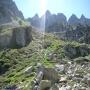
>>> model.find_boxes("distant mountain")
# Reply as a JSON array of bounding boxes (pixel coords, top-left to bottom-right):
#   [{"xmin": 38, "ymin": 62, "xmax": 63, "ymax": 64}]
[
  {"xmin": 0, "ymin": 0, "xmax": 24, "ymax": 25},
  {"xmin": 68, "ymin": 14, "xmax": 80, "ymax": 27},
  {"xmin": 27, "ymin": 10, "xmax": 90, "ymax": 32},
  {"xmin": 27, "ymin": 10, "xmax": 90, "ymax": 44},
  {"xmin": 80, "ymin": 14, "xmax": 90, "ymax": 26},
  {"xmin": 27, "ymin": 14, "xmax": 40, "ymax": 27},
  {"xmin": 27, "ymin": 10, "xmax": 68, "ymax": 32},
  {"xmin": 45, "ymin": 11, "xmax": 67, "ymax": 32}
]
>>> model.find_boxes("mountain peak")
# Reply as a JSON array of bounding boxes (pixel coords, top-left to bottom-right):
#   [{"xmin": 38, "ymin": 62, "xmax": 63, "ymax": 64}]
[
  {"xmin": 70, "ymin": 14, "xmax": 79, "ymax": 19},
  {"xmin": 68, "ymin": 14, "xmax": 79, "ymax": 26},
  {"xmin": 80, "ymin": 14, "xmax": 86, "ymax": 19},
  {"xmin": 33, "ymin": 14, "xmax": 39, "ymax": 19},
  {"xmin": 45, "ymin": 10, "xmax": 51, "ymax": 16}
]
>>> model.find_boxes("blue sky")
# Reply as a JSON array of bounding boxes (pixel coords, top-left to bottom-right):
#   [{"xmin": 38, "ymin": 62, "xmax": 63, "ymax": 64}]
[{"xmin": 14, "ymin": 0, "xmax": 90, "ymax": 19}]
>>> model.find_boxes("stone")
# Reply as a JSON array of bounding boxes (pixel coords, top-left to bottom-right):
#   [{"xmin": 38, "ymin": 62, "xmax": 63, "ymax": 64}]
[
  {"xmin": 36, "ymin": 63, "xmax": 44, "ymax": 73},
  {"xmin": 35, "ymin": 71, "xmax": 43, "ymax": 84},
  {"xmin": 59, "ymin": 86, "xmax": 67, "ymax": 90},
  {"xmin": 0, "ymin": 26, "xmax": 32, "ymax": 49},
  {"xmin": 78, "ymin": 87, "xmax": 87, "ymax": 90},
  {"xmin": 24, "ymin": 66, "xmax": 33, "ymax": 74},
  {"xmin": 87, "ymin": 78, "xmax": 90, "ymax": 87},
  {"xmin": 86, "ymin": 88, "xmax": 90, "ymax": 90},
  {"xmin": 31, "ymin": 80, "xmax": 37, "ymax": 88},
  {"xmin": 59, "ymin": 76, "xmax": 67, "ymax": 83},
  {"xmin": 83, "ymin": 74, "xmax": 90, "ymax": 87},
  {"xmin": 55, "ymin": 64, "xmax": 65, "ymax": 73},
  {"xmin": 73, "ymin": 83, "xmax": 80, "ymax": 88},
  {"xmin": 73, "ymin": 77, "xmax": 82, "ymax": 83},
  {"xmin": 50, "ymin": 84, "xmax": 59, "ymax": 90},
  {"xmin": 39, "ymin": 80, "xmax": 51, "ymax": 90},
  {"xmin": 74, "ymin": 74, "xmax": 83, "ymax": 78},
  {"xmin": 11, "ymin": 26, "xmax": 32, "ymax": 48},
  {"xmin": 43, "ymin": 68, "xmax": 60, "ymax": 82},
  {"xmin": 33, "ymin": 85, "xmax": 40, "ymax": 90},
  {"xmin": 5, "ymin": 85, "xmax": 18, "ymax": 90},
  {"xmin": 66, "ymin": 85, "xmax": 71, "ymax": 90}
]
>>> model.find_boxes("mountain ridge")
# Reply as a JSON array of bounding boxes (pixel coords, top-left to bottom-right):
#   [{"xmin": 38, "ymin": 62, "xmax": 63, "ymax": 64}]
[
  {"xmin": 27, "ymin": 10, "xmax": 90, "ymax": 29},
  {"xmin": 27, "ymin": 10, "xmax": 90, "ymax": 44}
]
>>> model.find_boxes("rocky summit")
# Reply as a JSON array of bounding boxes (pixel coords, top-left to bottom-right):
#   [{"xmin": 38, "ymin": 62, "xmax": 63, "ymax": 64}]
[{"xmin": 27, "ymin": 10, "xmax": 90, "ymax": 32}]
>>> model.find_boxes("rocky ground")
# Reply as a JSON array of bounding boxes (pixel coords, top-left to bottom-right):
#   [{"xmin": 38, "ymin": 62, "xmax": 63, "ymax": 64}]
[
  {"xmin": 0, "ymin": 30, "xmax": 90, "ymax": 90},
  {"xmin": 31, "ymin": 60, "xmax": 90, "ymax": 90}
]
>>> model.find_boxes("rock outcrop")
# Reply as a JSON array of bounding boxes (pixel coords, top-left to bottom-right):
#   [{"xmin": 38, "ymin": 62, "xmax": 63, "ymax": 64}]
[
  {"xmin": 55, "ymin": 24, "xmax": 90, "ymax": 44},
  {"xmin": 31, "ymin": 59, "xmax": 90, "ymax": 90},
  {"xmin": 32, "ymin": 64, "xmax": 60, "ymax": 90},
  {"xmin": 64, "ymin": 44, "xmax": 90, "ymax": 59},
  {"xmin": 0, "ymin": 26, "xmax": 32, "ymax": 49}
]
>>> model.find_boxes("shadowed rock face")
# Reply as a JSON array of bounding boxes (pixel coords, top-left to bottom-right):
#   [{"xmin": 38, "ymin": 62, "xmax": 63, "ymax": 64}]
[
  {"xmin": 55, "ymin": 24, "xmax": 90, "ymax": 44},
  {"xmin": 68, "ymin": 14, "xmax": 80, "ymax": 27},
  {"xmin": 0, "ymin": 0, "xmax": 24, "ymax": 25},
  {"xmin": 0, "ymin": 26, "xmax": 32, "ymax": 49},
  {"xmin": 64, "ymin": 44, "xmax": 90, "ymax": 59}
]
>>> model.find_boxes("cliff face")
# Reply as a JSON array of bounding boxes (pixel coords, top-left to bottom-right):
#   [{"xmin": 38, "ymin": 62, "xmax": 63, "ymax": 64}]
[
  {"xmin": 68, "ymin": 14, "xmax": 80, "ymax": 27},
  {"xmin": 27, "ymin": 10, "xmax": 67, "ymax": 32},
  {"xmin": 0, "ymin": 26, "xmax": 32, "ymax": 49},
  {"xmin": 0, "ymin": 0, "xmax": 24, "ymax": 25},
  {"xmin": 55, "ymin": 24, "xmax": 90, "ymax": 44}
]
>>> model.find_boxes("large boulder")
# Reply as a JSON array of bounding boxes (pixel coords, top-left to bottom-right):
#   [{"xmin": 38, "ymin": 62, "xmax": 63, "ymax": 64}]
[
  {"xmin": 35, "ymin": 71, "xmax": 43, "ymax": 84},
  {"xmin": 39, "ymin": 80, "xmax": 51, "ymax": 90},
  {"xmin": 43, "ymin": 68, "xmax": 60, "ymax": 82},
  {"xmin": 87, "ymin": 78, "xmax": 90, "ymax": 87},
  {"xmin": 0, "ymin": 26, "xmax": 32, "ymax": 49},
  {"xmin": 11, "ymin": 26, "xmax": 32, "ymax": 48}
]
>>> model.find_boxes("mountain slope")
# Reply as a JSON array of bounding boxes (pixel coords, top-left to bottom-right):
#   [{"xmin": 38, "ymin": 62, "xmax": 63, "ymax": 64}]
[
  {"xmin": 0, "ymin": 0, "xmax": 24, "ymax": 25},
  {"xmin": 0, "ymin": 28, "xmax": 90, "ymax": 89}
]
